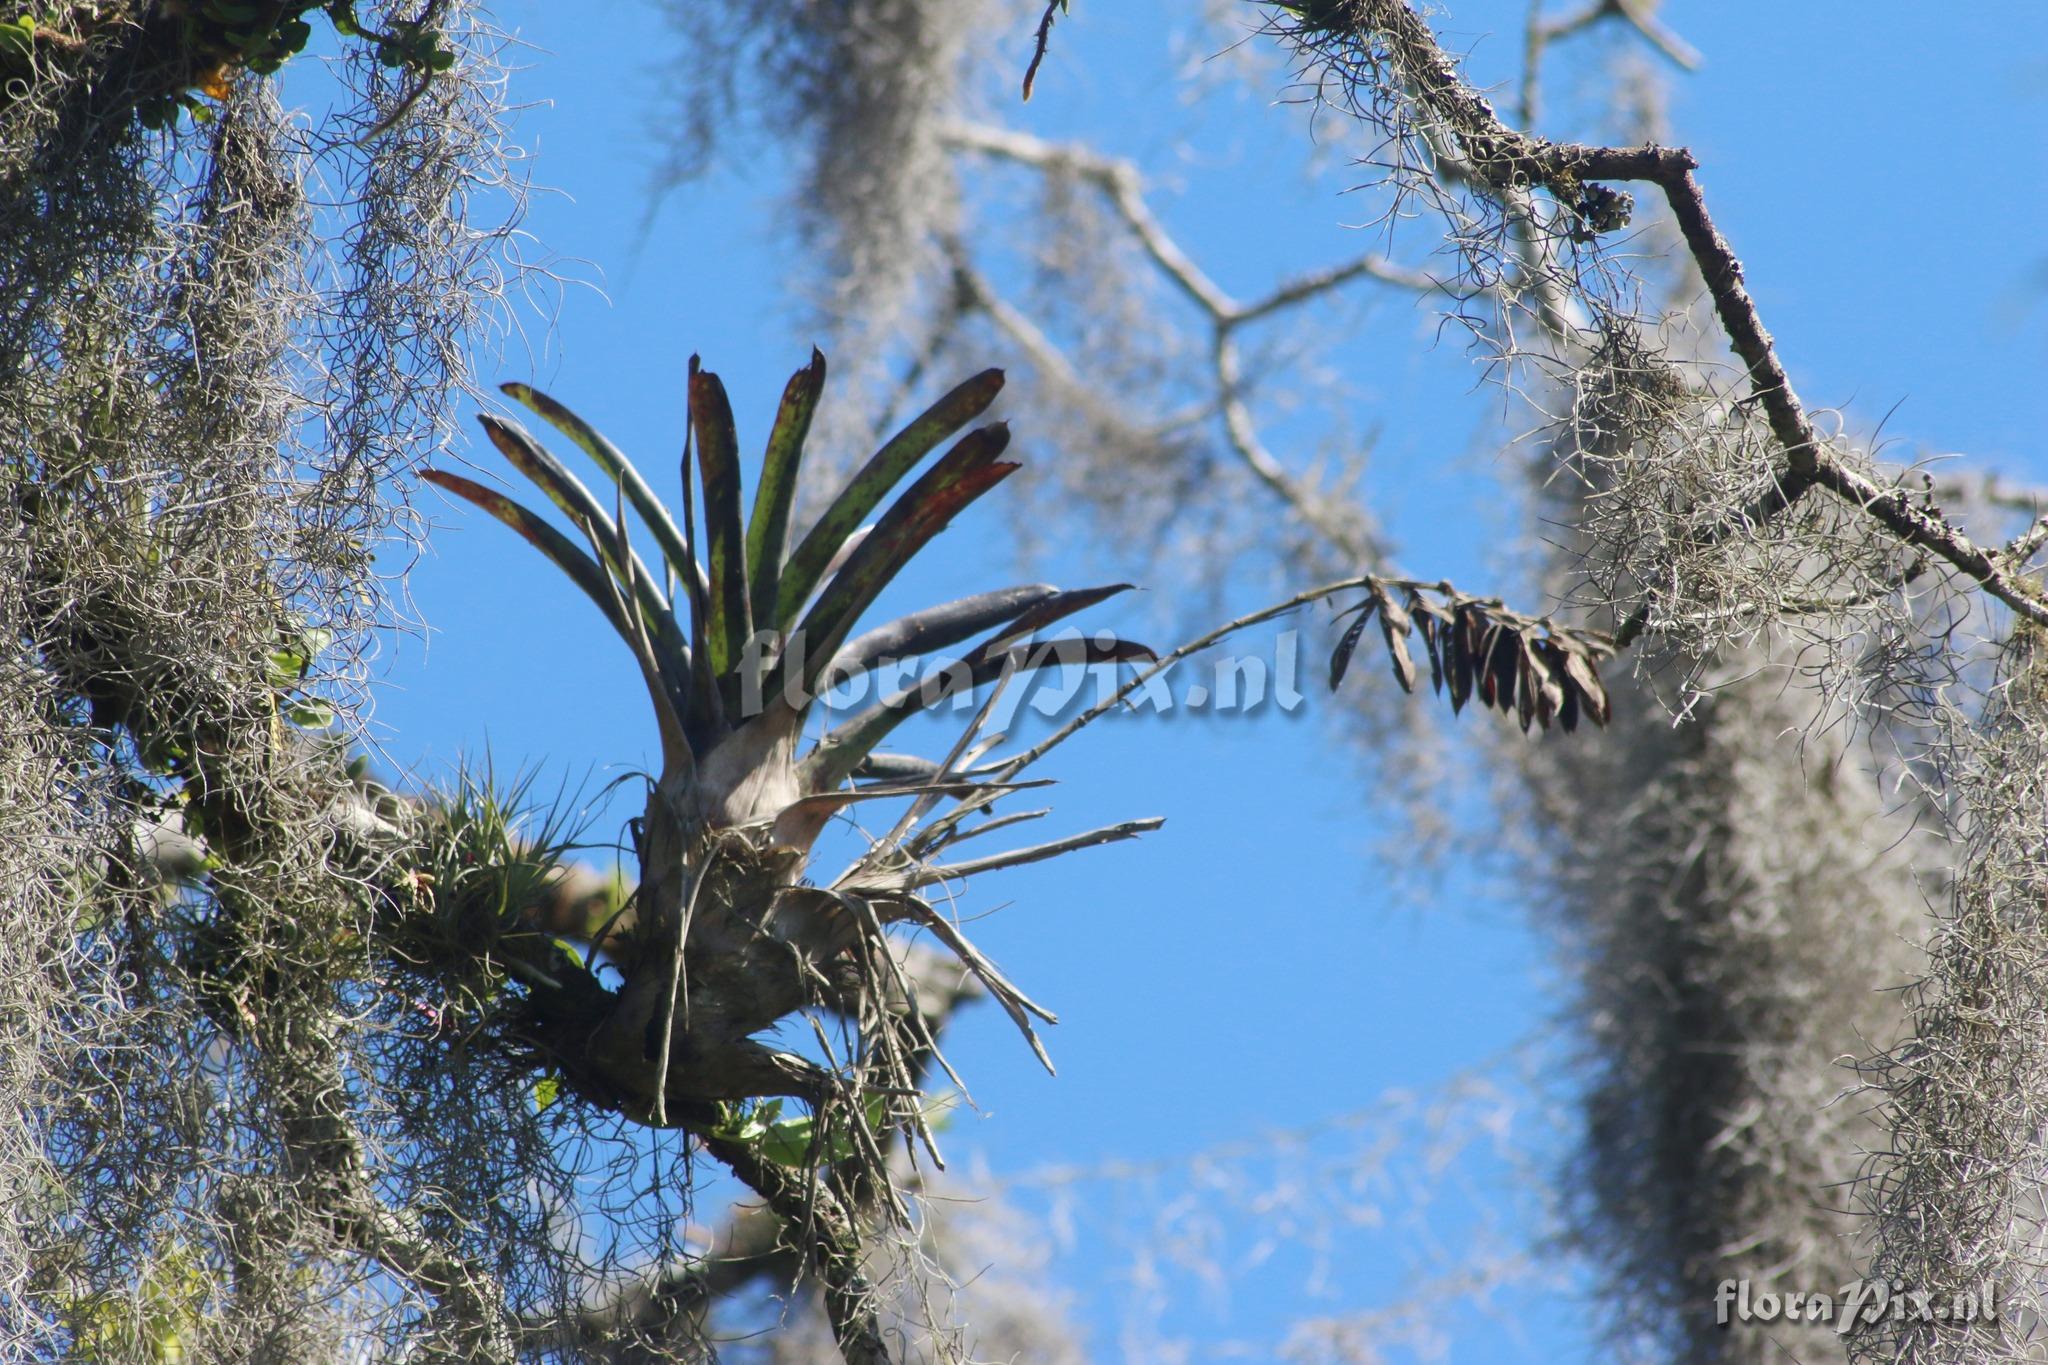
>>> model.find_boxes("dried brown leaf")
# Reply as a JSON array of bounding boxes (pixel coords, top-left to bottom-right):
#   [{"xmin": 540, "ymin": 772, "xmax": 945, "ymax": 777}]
[
  {"xmin": 1488, "ymin": 627, "xmax": 1521, "ymax": 714},
  {"xmin": 1384, "ymin": 619, "xmax": 1417, "ymax": 693},
  {"xmin": 1448, "ymin": 606, "xmax": 1481, "ymax": 713},
  {"xmin": 1561, "ymin": 646, "xmax": 1611, "ymax": 726},
  {"xmin": 1515, "ymin": 647, "xmax": 1536, "ymax": 733},
  {"xmin": 1412, "ymin": 593, "xmax": 1446, "ymax": 693},
  {"xmin": 1328, "ymin": 597, "xmax": 1379, "ymax": 690}
]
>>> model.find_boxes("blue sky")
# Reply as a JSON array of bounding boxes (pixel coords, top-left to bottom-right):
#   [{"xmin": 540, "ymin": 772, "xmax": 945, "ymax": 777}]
[{"xmin": 356, "ymin": 4, "xmax": 2048, "ymax": 1359}]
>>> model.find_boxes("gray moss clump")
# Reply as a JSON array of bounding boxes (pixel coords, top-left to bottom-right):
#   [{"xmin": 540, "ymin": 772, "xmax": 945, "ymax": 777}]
[{"xmin": 0, "ymin": 3, "xmax": 519, "ymax": 1355}]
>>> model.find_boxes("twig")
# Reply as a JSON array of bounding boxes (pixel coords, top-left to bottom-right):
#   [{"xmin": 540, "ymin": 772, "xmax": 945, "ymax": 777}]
[
  {"xmin": 994, "ymin": 574, "xmax": 1379, "ymax": 781},
  {"xmin": 1235, "ymin": 249, "xmax": 1440, "ymax": 323},
  {"xmin": 1537, "ymin": 0, "xmax": 1701, "ymax": 70},
  {"xmin": 1022, "ymin": 0, "xmax": 1067, "ymax": 100},
  {"xmin": 921, "ymin": 904, "xmax": 1059, "ymax": 1063},
  {"xmin": 950, "ymin": 256, "xmax": 1189, "ymax": 442},
  {"xmin": 943, "ymin": 120, "xmax": 1448, "ymax": 566},
  {"xmin": 836, "ymin": 888, "xmax": 961, "ymax": 1164},
  {"xmin": 904, "ymin": 817, "xmax": 1165, "ymax": 888},
  {"xmin": 943, "ymin": 123, "xmax": 1438, "ymax": 324},
  {"xmin": 2007, "ymin": 519, "xmax": 2048, "ymax": 568},
  {"xmin": 1214, "ymin": 329, "xmax": 1378, "ymax": 561},
  {"xmin": 912, "ymin": 805, "xmax": 1050, "ymax": 859}
]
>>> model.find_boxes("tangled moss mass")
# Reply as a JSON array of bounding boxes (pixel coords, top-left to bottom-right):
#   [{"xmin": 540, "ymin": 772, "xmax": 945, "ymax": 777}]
[{"xmin": 1, "ymin": 1, "xmax": 523, "ymax": 1356}]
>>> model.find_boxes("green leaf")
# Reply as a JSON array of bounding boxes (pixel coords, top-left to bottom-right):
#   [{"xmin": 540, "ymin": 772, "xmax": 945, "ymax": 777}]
[
  {"xmin": 284, "ymin": 699, "xmax": 335, "ymax": 729},
  {"xmin": 747, "ymin": 1103, "xmax": 868, "ymax": 1168},
  {"xmin": 423, "ymin": 470, "xmax": 624, "ymax": 629},
  {"xmin": 757, "ymin": 1114, "xmax": 817, "ymax": 1168},
  {"xmin": 139, "ymin": 733, "xmax": 190, "ymax": 775},
  {"xmin": 421, "ymin": 469, "xmax": 692, "ymax": 717},
  {"xmin": 973, "ymin": 583, "xmax": 1137, "ymax": 653},
  {"xmin": 471, "ymin": 420, "xmax": 694, "ymax": 705},
  {"xmin": 266, "ymin": 624, "xmax": 331, "ymax": 689},
  {"xmin": 496, "ymin": 381, "xmax": 711, "ymax": 669},
  {"xmin": 776, "ymin": 368, "xmax": 1005, "ymax": 629},
  {"xmin": 205, "ymin": 0, "xmax": 263, "ymax": 22},
  {"xmin": 499, "ymin": 381, "xmax": 708, "ymax": 602},
  {"xmin": 746, "ymin": 349, "xmax": 826, "ymax": 633},
  {"xmin": 826, "ymin": 584, "xmax": 1060, "ymax": 683},
  {"xmin": 679, "ymin": 357, "xmax": 724, "ymax": 742},
  {"xmin": 690, "ymin": 367, "xmax": 751, "ymax": 678},
  {"xmin": 478, "ymin": 416, "xmax": 667, "ymax": 614},
  {"xmin": 778, "ymin": 423, "xmax": 1018, "ymax": 707},
  {"xmin": 532, "ymin": 1076, "xmax": 559, "ymax": 1111},
  {"xmin": 266, "ymin": 651, "xmax": 305, "ymax": 690},
  {"xmin": 709, "ymin": 1098, "xmax": 776, "ymax": 1142}
]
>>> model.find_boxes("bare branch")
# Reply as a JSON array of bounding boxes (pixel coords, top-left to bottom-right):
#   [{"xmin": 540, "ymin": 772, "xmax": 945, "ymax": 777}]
[
  {"xmin": 944, "ymin": 123, "xmax": 1414, "ymax": 567},
  {"xmin": 1021, "ymin": 0, "xmax": 1066, "ymax": 100},
  {"xmin": 1539, "ymin": 0, "xmax": 1701, "ymax": 69},
  {"xmin": 1235, "ymin": 248, "xmax": 1440, "ymax": 322},
  {"xmin": 943, "ymin": 121, "xmax": 1437, "ymax": 325},
  {"xmin": 903, "ymin": 817, "xmax": 1166, "ymax": 888},
  {"xmin": 1214, "ymin": 329, "xmax": 1379, "ymax": 561}
]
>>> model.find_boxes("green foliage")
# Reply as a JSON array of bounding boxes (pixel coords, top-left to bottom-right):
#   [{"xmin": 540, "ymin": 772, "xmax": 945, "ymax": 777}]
[
  {"xmin": 0, "ymin": 13, "xmax": 36, "ymax": 58},
  {"xmin": 706, "ymin": 1093, "xmax": 897, "ymax": 1170},
  {"xmin": 774, "ymin": 367, "xmax": 1004, "ymax": 632},
  {"xmin": 435, "ymin": 352, "xmax": 1116, "ymax": 795},
  {"xmin": 391, "ymin": 761, "xmax": 591, "ymax": 988},
  {"xmin": 267, "ymin": 621, "xmax": 336, "ymax": 730},
  {"xmin": 192, "ymin": 0, "xmax": 456, "ymax": 78},
  {"xmin": 61, "ymin": 1241, "xmax": 212, "ymax": 1363},
  {"xmin": 0, "ymin": 1, "xmax": 465, "ymax": 130}
]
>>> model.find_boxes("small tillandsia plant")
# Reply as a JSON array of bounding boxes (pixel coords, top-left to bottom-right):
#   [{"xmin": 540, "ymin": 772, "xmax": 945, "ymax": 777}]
[{"xmin": 422, "ymin": 351, "xmax": 1157, "ymax": 1208}]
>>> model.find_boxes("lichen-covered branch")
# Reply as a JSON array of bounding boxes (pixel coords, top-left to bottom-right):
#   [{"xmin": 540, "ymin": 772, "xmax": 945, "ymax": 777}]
[
  {"xmin": 1264, "ymin": 0, "xmax": 2048, "ymax": 630},
  {"xmin": 702, "ymin": 1135, "xmax": 895, "ymax": 1365}
]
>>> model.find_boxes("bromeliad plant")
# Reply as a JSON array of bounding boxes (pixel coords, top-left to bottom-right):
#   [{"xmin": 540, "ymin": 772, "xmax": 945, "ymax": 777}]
[{"xmin": 421, "ymin": 351, "xmax": 1156, "ymax": 1158}]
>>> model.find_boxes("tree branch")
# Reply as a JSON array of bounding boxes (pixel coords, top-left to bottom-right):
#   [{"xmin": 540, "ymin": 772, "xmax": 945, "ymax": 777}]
[
  {"xmin": 941, "ymin": 124, "xmax": 1409, "ymax": 566},
  {"xmin": 1537, "ymin": 0, "xmax": 1700, "ymax": 72},
  {"xmin": 1213, "ymin": 328, "xmax": 1379, "ymax": 561},
  {"xmin": 1267, "ymin": 0, "xmax": 2048, "ymax": 629},
  {"xmin": 942, "ymin": 121, "xmax": 1438, "ymax": 323},
  {"xmin": 700, "ymin": 1134, "xmax": 895, "ymax": 1365}
]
